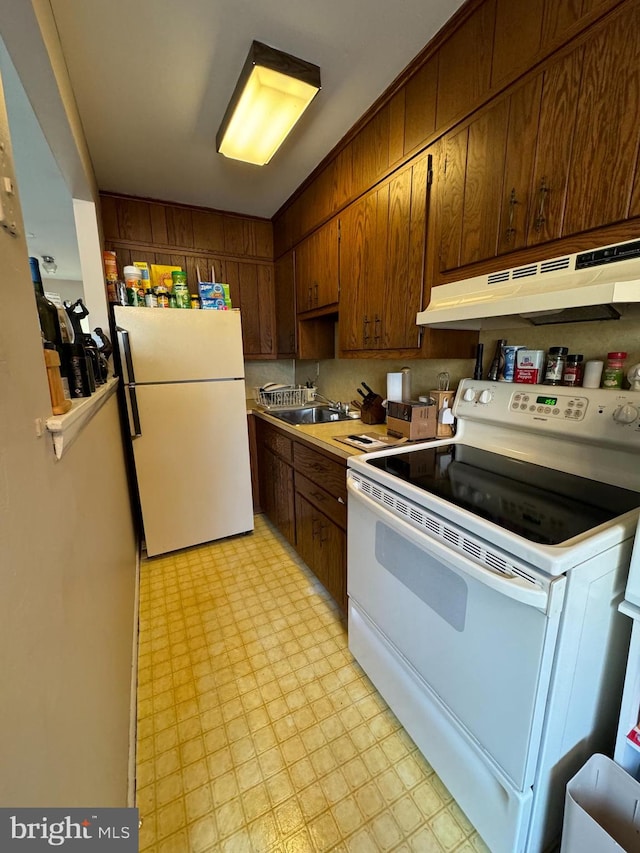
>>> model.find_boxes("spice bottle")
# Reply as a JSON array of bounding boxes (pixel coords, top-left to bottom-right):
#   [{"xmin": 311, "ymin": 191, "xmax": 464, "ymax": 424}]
[
  {"xmin": 543, "ymin": 347, "xmax": 568, "ymax": 385},
  {"xmin": 602, "ymin": 352, "xmax": 627, "ymax": 389},
  {"xmin": 562, "ymin": 354, "xmax": 584, "ymax": 387}
]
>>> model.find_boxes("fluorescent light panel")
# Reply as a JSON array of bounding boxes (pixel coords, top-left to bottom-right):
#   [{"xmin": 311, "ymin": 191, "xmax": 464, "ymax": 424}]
[{"xmin": 217, "ymin": 41, "xmax": 321, "ymax": 166}]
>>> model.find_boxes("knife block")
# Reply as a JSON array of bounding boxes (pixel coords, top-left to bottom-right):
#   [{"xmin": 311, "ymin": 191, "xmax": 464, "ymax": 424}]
[
  {"xmin": 429, "ymin": 389, "xmax": 456, "ymax": 438},
  {"xmin": 360, "ymin": 394, "xmax": 386, "ymax": 424}
]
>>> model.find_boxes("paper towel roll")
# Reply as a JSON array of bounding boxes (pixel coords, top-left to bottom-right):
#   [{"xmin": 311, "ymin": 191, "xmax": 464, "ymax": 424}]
[{"xmin": 387, "ymin": 372, "xmax": 403, "ymax": 402}]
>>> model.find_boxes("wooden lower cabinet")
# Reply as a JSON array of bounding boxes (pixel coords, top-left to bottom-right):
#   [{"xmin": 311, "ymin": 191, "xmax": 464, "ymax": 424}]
[
  {"xmin": 295, "ymin": 491, "xmax": 347, "ymax": 612},
  {"xmin": 256, "ymin": 418, "xmax": 347, "ymax": 612}
]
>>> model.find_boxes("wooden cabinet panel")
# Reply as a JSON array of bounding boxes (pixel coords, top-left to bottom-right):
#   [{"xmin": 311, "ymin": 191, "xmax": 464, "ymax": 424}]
[
  {"xmin": 166, "ymin": 206, "xmax": 194, "ymax": 248},
  {"xmin": 274, "ymin": 250, "xmax": 296, "ymax": 357},
  {"xmin": 491, "ymin": 0, "xmax": 544, "ymax": 87},
  {"xmin": 460, "ymin": 98, "xmax": 510, "ymax": 266},
  {"xmin": 352, "ymin": 105, "xmax": 390, "ymax": 196},
  {"xmin": 293, "ymin": 443, "xmax": 347, "ymax": 503},
  {"xmin": 226, "ymin": 261, "xmax": 276, "ymax": 358},
  {"xmin": 294, "ymin": 492, "xmax": 346, "ymax": 612},
  {"xmin": 295, "ymin": 219, "xmax": 339, "ymax": 313},
  {"xmin": 436, "ymin": 0, "xmax": 495, "ymax": 128},
  {"xmin": 149, "ymin": 205, "xmax": 168, "ymax": 245},
  {"xmin": 295, "ymin": 472, "xmax": 346, "ymax": 530},
  {"xmin": 116, "ymin": 198, "xmax": 153, "ymax": 242},
  {"xmin": 388, "ymin": 90, "xmax": 406, "ymax": 167},
  {"xmin": 254, "ymin": 220, "xmax": 274, "ymax": 259},
  {"xmin": 339, "ymin": 153, "xmax": 428, "ymax": 354},
  {"xmin": 192, "ymin": 209, "xmax": 225, "ymax": 253},
  {"xmin": 100, "ymin": 195, "xmax": 118, "ymax": 240},
  {"xmin": 526, "ymin": 46, "xmax": 584, "ymax": 246},
  {"xmin": 261, "ymin": 422, "xmax": 293, "ymax": 462},
  {"xmin": 563, "ymin": 0, "xmax": 640, "ymax": 234},
  {"xmin": 404, "ymin": 55, "xmax": 438, "ymax": 155},
  {"xmin": 261, "ymin": 446, "xmax": 295, "ymax": 544},
  {"xmin": 438, "ymin": 129, "xmax": 468, "ymax": 272},
  {"xmin": 497, "ymin": 76, "xmax": 543, "ymax": 254}
]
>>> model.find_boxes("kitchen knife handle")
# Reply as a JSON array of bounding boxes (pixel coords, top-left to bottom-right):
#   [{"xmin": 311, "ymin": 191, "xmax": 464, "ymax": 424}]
[{"xmin": 362, "ymin": 381, "xmax": 375, "ymax": 395}]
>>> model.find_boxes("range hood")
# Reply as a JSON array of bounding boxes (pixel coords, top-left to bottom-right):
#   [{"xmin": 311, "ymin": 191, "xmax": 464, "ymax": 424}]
[{"xmin": 417, "ymin": 238, "xmax": 640, "ymax": 329}]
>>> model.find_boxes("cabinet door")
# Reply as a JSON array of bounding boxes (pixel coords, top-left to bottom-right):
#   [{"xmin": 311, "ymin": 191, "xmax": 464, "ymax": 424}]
[
  {"xmin": 438, "ymin": 128, "xmax": 469, "ymax": 273},
  {"xmin": 294, "ymin": 492, "xmax": 346, "ymax": 612},
  {"xmin": 295, "ymin": 219, "xmax": 339, "ymax": 313},
  {"xmin": 563, "ymin": 1, "xmax": 640, "ymax": 235},
  {"xmin": 226, "ymin": 261, "xmax": 276, "ymax": 359},
  {"xmin": 260, "ymin": 446, "xmax": 295, "ymax": 545},
  {"xmin": 491, "ymin": 0, "xmax": 544, "ymax": 87},
  {"xmin": 497, "ymin": 75, "xmax": 543, "ymax": 255},
  {"xmin": 460, "ymin": 98, "xmax": 510, "ymax": 267},
  {"xmin": 526, "ymin": 46, "xmax": 584, "ymax": 246},
  {"xmin": 274, "ymin": 250, "xmax": 296, "ymax": 357},
  {"xmin": 381, "ymin": 154, "xmax": 428, "ymax": 350},
  {"xmin": 338, "ymin": 189, "xmax": 387, "ymax": 351}
]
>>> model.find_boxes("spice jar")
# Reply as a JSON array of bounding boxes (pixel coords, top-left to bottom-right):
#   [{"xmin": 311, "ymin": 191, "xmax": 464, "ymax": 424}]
[
  {"xmin": 562, "ymin": 354, "xmax": 584, "ymax": 387},
  {"xmin": 543, "ymin": 346, "xmax": 568, "ymax": 385},
  {"xmin": 602, "ymin": 352, "xmax": 627, "ymax": 389}
]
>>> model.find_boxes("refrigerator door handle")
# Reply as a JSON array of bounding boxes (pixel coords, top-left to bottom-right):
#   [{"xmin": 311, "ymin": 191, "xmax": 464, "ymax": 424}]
[
  {"xmin": 116, "ymin": 325, "xmax": 136, "ymax": 386},
  {"xmin": 127, "ymin": 384, "xmax": 142, "ymax": 438}
]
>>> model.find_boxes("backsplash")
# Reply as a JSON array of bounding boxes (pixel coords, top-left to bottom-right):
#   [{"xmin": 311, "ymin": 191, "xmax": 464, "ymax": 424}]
[{"xmin": 478, "ymin": 317, "xmax": 640, "ymax": 379}]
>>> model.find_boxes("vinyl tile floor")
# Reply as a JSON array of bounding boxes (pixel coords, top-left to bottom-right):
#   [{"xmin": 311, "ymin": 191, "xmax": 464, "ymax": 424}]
[{"xmin": 136, "ymin": 514, "xmax": 489, "ymax": 853}]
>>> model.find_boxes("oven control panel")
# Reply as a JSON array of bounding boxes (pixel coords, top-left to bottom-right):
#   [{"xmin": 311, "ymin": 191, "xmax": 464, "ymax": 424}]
[{"xmin": 453, "ymin": 379, "xmax": 640, "ymax": 448}]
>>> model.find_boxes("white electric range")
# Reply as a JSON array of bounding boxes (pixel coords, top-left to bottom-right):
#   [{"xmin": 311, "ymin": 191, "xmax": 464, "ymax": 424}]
[{"xmin": 347, "ymin": 379, "xmax": 640, "ymax": 853}]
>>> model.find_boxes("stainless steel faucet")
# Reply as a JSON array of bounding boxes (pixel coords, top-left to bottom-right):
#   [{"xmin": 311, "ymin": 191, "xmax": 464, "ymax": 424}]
[{"xmin": 315, "ymin": 392, "xmax": 350, "ymax": 414}]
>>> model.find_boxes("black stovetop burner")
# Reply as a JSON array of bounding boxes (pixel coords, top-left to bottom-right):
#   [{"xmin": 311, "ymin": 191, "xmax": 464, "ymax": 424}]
[{"xmin": 366, "ymin": 444, "xmax": 640, "ymax": 545}]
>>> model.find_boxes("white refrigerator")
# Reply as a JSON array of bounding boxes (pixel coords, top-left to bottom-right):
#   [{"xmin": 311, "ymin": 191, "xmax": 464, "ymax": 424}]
[{"xmin": 114, "ymin": 306, "xmax": 254, "ymax": 557}]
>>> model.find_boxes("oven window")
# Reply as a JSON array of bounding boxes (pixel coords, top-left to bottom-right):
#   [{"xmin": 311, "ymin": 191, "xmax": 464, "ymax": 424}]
[{"xmin": 366, "ymin": 445, "xmax": 640, "ymax": 545}]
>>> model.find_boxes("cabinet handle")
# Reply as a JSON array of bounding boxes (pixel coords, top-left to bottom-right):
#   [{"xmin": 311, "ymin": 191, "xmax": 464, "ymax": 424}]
[
  {"xmin": 337, "ymin": 497, "xmax": 345, "ymax": 505},
  {"xmin": 319, "ymin": 521, "xmax": 328, "ymax": 543},
  {"xmin": 534, "ymin": 178, "xmax": 550, "ymax": 233},
  {"xmin": 314, "ymin": 282, "xmax": 318, "ymax": 306},
  {"xmin": 374, "ymin": 315, "xmax": 381, "ymax": 343},
  {"xmin": 289, "ymin": 332, "xmax": 295, "ymax": 352},
  {"xmin": 311, "ymin": 490, "xmax": 326, "ymax": 503},
  {"xmin": 311, "ymin": 517, "xmax": 320, "ymax": 539},
  {"xmin": 307, "ymin": 286, "xmax": 313, "ymax": 310},
  {"xmin": 505, "ymin": 188, "xmax": 518, "ymax": 243},
  {"xmin": 363, "ymin": 316, "xmax": 370, "ymax": 344}
]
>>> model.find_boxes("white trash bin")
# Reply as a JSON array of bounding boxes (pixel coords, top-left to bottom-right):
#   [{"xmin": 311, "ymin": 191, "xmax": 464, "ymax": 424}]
[{"xmin": 561, "ymin": 753, "xmax": 640, "ymax": 852}]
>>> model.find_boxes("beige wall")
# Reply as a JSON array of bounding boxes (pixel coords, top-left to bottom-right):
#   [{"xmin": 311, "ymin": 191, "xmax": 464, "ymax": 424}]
[{"xmin": 0, "ymin": 24, "xmax": 137, "ymax": 807}]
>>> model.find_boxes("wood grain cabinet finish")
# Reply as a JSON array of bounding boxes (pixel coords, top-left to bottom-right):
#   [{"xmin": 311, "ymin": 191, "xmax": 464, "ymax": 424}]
[
  {"xmin": 255, "ymin": 419, "xmax": 348, "ymax": 612},
  {"xmin": 339, "ymin": 153, "xmax": 428, "ymax": 354},
  {"xmin": 274, "ymin": 250, "xmax": 296, "ymax": 357},
  {"xmin": 295, "ymin": 219, "xmax": 339, "ymax": 314}
]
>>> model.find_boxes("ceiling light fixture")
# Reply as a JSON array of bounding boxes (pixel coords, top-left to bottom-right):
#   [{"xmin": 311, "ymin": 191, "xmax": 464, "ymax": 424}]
[
  {"xmin": 216, "ymin": 40, "xmax": 321, "ymax": 166},
  {"xmin": 41, "ymin": 255, "xmax": 57, "ymax": 274}
]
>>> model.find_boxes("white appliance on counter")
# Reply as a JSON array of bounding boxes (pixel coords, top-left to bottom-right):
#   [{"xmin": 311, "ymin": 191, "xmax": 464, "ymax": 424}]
[
  {"xmin": 114, "ymin": 307, "xmax": 254, "ymax": 557},
  {"xmin": 347, "ymin": 379, "xmax": 640, "ymax": 853}
]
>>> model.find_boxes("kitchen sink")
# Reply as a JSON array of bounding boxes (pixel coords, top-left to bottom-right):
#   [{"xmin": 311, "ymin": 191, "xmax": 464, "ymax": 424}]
[{"xmin": 268, "ymin": 405, "xmax": 355, "ymax": 425}]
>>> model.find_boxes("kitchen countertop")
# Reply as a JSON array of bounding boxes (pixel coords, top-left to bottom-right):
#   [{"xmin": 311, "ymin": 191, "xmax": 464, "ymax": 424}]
[{"xmin": 249, "ymin": 404, "xmax": 389, "ymax": 460}]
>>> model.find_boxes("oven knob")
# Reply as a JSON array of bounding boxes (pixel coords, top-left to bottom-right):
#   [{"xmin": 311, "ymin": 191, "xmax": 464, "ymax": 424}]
[
  {"xmin": 463, "ymin": 388, "xmax": 476, "ymax": 402},
  {"xmin": 613, "ymin": 404, "xmax": 639, "ymax": 424},
  {"xmin": 478, "ymin": 389, "xmax": 493, "ymax": 405}
]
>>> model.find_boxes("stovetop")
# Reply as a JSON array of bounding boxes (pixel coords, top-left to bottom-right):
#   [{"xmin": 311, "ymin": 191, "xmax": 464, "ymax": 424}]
[{"xmin": 365, "ymin": 443, "xmax": 640, "ymax": 546}]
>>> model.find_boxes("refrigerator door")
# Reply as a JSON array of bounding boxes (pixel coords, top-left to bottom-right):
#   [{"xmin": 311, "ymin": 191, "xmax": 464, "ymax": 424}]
[
  {"xmin": 132, "ymin": 378, "xmax": 254, "ymax": 556},
  {"xmin": 114, "ymin": 307, "xmax": 245, "ymax": 383}
]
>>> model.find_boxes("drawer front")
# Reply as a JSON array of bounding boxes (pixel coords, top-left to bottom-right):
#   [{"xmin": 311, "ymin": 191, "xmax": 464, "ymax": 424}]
[
  {"xmin": 293, "ymin": 442, "xmax": 347, "ymax": 501},
  {"xmin": 261, "ymin": 423, "xmax": 293, "ymax": 461},
  {"xmin": 295, "ymin": 471, "xmax": 347, "ymax": 529}
]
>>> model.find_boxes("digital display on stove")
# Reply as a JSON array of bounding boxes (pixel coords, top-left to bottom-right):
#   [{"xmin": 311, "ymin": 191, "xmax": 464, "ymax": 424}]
[
  {"xmin": 365, "ymin": 444, "xmax": 640, "ymax": 545},
  {"xmin": 536, "ymin": 396, "xmax": 558, "ymax": 406}
]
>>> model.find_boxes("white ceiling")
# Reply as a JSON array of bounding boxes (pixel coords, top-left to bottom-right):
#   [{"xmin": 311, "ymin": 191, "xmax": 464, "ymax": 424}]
[{"xmin": 48, "ymin": 0, "xmax": 465, "ymax": 219}]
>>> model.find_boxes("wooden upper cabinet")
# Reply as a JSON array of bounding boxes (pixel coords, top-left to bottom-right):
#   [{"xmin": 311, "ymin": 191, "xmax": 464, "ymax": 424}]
[
  {"xmin": 115, "ymin": 197, "xmax": 153, "ymax": 243},
  {"xmin": 437, "ymin": 129, "xmax": 469, "ymax": 272},
  {"xmin": 352, "ymin": 106, "xmax": 391, "ymax": 197},
  {"xmin": 224, "ymin": 261, "xmax": 276, "ymax": 359},
  {"xmin": 192, "ymin": 209, "xmax": 225, "ymax": 253},
  {"xmin": 491, "ymin": 0, "xmax": 544, "ymax": 87},
  {"xmin": 295, "ymin": 219, "xmax": 339, "ymax": 314},
  {"xmin": 526, "ymin": 45, "xmax": 584, "ymax": 246},
  {"xmin": 274, "ymin": 250, "xmax": 296, "ymax": 357},
  {"xmin": 460, "ymin": 98, "xmax": 510, "ymax": 266},
  {"xmin": 436, "ymin": 0, "xmax": 495, "ymax": 129},
  {"xmin": 563, "ymin": 0, "xmax": 640, "ymax": 235},
  {"xmin": 339, "ymin": 154, "xmax": 428, "ymax": 354},
  {"xmin": 497, "ymin": 75, "xmax": 543, "ymax": 255},
  {"xmin": 404, "ymin": 55, "xmax": 438, "ymax": 155}
]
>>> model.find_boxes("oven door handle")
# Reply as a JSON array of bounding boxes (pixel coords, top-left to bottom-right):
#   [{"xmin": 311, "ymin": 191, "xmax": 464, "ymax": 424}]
[{"xmin": 348, "ymin": 480, "xmax": 554, "ymax": 612}]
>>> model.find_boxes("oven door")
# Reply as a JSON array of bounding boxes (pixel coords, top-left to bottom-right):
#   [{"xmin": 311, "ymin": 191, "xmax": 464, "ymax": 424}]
[{"xmin": 347, "ymin": 473, "xmax": 566, "ymax": 792}]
